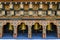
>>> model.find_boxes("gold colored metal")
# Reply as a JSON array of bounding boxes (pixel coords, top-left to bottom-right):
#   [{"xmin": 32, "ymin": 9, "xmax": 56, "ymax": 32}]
[
  {"xmin": 20, "ymin": 23, "xmax": 26, "ymax": 33},
  {"xmin": 9, "ymin": 24, "xmax": 13, "ymax": 31},
  {"xmin": 20, "ymin": 23, "xmax": 26, "ymax": 30},
  {"xmin": 47, "ymin": 23, "xmax": 52, "ymax": 31},
  {"xmin": 34, "ymin": 23, "xmax": 39, "ymax": 30}
]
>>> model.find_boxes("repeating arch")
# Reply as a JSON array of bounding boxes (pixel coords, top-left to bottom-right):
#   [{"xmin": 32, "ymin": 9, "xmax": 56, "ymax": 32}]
[
  {"xmin": 46, "ymin": 22, "xmax": 57, "ymax": 38},
  {"xmin": 31, "ymin": 22, "xmax": 43, "ymax": 38},
  {"xmin": 3, "ymin": 22, "xmax": 14, "ymax": 38},
  {"xmin": 17, "ymin": 22, "xmax": 28, "ymax": 38}
]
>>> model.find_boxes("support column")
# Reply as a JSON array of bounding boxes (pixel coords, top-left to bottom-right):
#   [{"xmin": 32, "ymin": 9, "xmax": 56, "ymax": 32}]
[
  {"xmin": 0, "ymin": 25, "xmax": 3, "ymax": 38},
  {"xmin": 42, "ymin": 25, "xmax": 46, "ymax": 38},
  {"xmin": 0, "ymin": 22, "xmax": 3, "ymax": 38},
  {"xmin": 13, "ymin": 25, "xmax": 17, "ymax": 38},
  {"xmin": 57, "ymin": 25, "xmax": 60, "ymax": 38},
  {"xmin": 28, "ymin": 25, "xmax": 32, "ymax": 38}
]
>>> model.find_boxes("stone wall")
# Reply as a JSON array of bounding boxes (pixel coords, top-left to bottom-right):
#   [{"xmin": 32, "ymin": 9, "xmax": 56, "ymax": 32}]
[{"xmin": 0, "ymin": 20, "xmax": 59, "ymax": 38}]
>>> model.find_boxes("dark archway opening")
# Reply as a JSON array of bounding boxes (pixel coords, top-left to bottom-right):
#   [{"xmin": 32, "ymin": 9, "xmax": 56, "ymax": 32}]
[
  {"xmin": 17, "ymin": 23, "xmax": 28, "ymax": 39},
  {"xmin": 32, "ymin": 23, "xmax": 43, "ymax": 39},
  {"xmin": 3, "ymin": 23, "xmax": 14, "ymax": 38},
  {"xmin": 46, "ymin": 23, "xmax": 57, "ymax": 38}
]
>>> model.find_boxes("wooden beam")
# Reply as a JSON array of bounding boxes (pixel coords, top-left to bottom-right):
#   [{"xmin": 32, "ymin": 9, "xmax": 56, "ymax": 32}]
[{"xmin": 0, "ymin": 0, "xmax": 60, "ymax": 2}]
